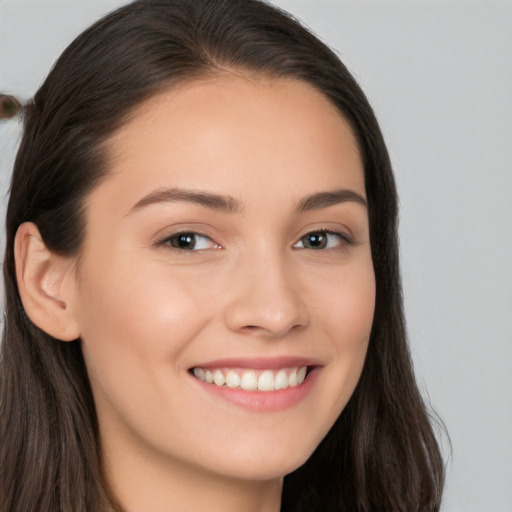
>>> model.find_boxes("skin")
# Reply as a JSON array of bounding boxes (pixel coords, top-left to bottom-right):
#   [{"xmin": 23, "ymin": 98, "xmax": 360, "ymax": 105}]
[{"xmin": 47, "ymin": 75, "xmax": 375, "ymax": 511}]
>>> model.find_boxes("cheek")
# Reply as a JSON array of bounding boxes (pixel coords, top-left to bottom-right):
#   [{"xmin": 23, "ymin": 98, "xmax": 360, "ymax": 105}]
[
  {"xmin": 76, "ymin": 259, "xmax": 212, "ymax": 403},
  {"xmin": 75, "ymin": 259, "xmax": 224, "ymax": 460},
  {"xmin": 313, "ymin": 256, "xmax": 376, "ymax": 346},
  {"xmin": 79, "ymin": 254, "xmax": 208, "ymax": 339},
  {"xmin": 313, "ymin": 260, "xmax": 375, "ymax": 407}
]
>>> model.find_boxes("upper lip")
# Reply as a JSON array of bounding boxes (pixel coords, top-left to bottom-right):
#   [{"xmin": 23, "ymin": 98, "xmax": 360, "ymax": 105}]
[{"xmin": 190, "ymin": 356, "xmax": 322, "ymax": 370}]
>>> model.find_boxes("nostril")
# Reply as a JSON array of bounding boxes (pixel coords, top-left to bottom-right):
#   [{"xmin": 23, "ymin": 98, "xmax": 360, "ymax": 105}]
[{"xmin": 224, "ymin": 289, "xmax": 310, "ymax": 337}]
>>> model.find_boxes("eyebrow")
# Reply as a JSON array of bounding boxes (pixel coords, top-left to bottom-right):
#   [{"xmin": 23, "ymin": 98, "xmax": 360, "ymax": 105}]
[
  {"xmin": 129, "ymin": 187, "xmax": 242, "ymax": 214},
  {"xmin": 295, "ymin": 189, "xmax": 367, "ymax": 212},
  {"xmin": 128, "ymin": 186, "xmax": 367, "ymax": 215}
]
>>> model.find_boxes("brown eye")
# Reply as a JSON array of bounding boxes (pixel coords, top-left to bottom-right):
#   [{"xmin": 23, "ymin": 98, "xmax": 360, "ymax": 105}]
[
  {"xmin": 302, "ymin": 232, "xmax": 328, "ymax": 249},
  {"xmin": 170, "ymin": 233, "xmax": 197, "ymax": 249},
  {"xmin": 294, "ymin": 230, "xmax": 351, "ymax": 250},
  {"xmin": 163, "ymin": 232, "xmax": 218, "ymax": 251}
]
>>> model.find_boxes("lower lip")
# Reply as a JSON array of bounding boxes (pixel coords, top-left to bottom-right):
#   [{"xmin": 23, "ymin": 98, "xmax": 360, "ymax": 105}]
[{"xmin": 190, "ymin": 368, "xmax": 319, "ymax": 412}]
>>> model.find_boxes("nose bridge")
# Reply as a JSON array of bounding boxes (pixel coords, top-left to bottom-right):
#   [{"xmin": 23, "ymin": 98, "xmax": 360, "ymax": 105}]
[{"xmin": 224, "ymin": 244, "xmax": 309, "ymax": 337}]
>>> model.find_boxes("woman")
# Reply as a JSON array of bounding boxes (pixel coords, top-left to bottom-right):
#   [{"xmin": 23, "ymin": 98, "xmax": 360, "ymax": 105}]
[{"xmin": 0, "ymin": 0, "xmax": 445, "ymax": 510}]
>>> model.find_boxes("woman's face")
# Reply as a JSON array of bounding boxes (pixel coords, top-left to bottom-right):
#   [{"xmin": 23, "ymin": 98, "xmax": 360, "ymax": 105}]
[{"xmin": 70, "ymin": 75, "xmax": 375, "ymax": 484}]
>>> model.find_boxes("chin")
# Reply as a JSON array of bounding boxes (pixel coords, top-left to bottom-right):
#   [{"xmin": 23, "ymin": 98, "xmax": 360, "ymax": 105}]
[{"xmin": 200, "ymin": 440, "xmax": 318, "ymax": 482}]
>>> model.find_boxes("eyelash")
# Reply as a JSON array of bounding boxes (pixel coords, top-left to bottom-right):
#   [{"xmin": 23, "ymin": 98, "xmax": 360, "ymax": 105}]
[{"xmin": 155, "ymin": 228, "xmax": 354, "ymax": 253}]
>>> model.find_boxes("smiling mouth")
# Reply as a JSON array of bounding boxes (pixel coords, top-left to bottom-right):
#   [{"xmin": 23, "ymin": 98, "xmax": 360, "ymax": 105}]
[{"xmin": 190, "ymin": 366, "xmax": 313, "ymax": 392}]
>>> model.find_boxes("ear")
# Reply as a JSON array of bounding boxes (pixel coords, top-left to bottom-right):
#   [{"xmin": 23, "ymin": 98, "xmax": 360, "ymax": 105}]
[{"xmin": 14, "ymin": 222, "xmax": 80, "ymax": 341}]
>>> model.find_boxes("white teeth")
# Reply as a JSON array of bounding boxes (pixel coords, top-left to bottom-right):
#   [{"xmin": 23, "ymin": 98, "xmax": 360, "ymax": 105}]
[
  {"xmin": 213, "ymin": 370, "xmax": 225, "ymax": 387},
  {"xmin": 225, "ymin": 370, "xmax": 241, "ymax": 388},
  {"xmin": 274, "ymin": 370, "xmax": 289, "ymax": 390},
  {"xmin": 192, "ymin": 366, "xmax": 309, "ymax": 391},
  {"xmin": 193, "ymin": 367, "xmax": 205, "ymax": 380},
  {"xmin": 240, "ymin": 371, "xmax": 258, "ymax": 391},
  {"xmin": 257, "ymin": 370, "xmax": 275, "ymax": 391}
]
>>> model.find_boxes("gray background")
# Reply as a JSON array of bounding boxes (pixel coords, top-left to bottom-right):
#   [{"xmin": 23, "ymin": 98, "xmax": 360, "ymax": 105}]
[{"xmin": 1, "ymin": 1, "xmax": 511, "ymax": 511}]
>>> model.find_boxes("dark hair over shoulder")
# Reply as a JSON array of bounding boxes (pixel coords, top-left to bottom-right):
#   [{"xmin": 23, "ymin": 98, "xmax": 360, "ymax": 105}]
[{"xmin": 0, "ymin": 1, "xmax": 445, "ymax": 510}]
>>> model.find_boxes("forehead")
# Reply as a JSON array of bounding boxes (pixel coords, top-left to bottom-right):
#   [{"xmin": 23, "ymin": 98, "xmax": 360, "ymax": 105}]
[{"xmin": 98, "ymin": 74, "xmax": 365, "ymax": 211}]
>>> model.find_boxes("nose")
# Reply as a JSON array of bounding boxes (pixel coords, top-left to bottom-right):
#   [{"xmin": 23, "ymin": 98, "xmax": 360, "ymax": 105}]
[{"xmin": 223, "ymin": 251, "xmax": 310, "ymax": 338}]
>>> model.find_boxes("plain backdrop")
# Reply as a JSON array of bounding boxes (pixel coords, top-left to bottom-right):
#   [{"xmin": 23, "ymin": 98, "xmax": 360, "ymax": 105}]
[{"xmin": 1, "ymin": 1, "xmax": 511, "ymax": 511}]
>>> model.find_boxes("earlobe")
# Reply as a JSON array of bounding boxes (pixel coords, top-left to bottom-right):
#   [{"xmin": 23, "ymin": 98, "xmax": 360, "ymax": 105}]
[{"xmin": 14, "ymin": 222, "xmax": 80, "ymax": 341}]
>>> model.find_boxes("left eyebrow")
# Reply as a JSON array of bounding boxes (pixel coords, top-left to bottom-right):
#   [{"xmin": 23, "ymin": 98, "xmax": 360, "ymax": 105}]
[
  {"xmin": 295, "ymin": 189, "xmax": 368, "ymax": 212},
  {"xmin": 127, "ymin": 187, "xmax": 242, "ymax": 215}
]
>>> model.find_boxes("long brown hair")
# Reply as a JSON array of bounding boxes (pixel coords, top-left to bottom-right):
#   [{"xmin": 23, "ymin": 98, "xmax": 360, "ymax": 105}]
[{"xmin": 0, "ymin": 1, "xmax": 445, "ymax": 510}]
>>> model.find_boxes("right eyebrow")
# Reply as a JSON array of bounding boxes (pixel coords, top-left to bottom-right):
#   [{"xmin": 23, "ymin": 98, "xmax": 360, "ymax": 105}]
[
  {"xmin": 295, "ymin": 189, "xmax": 368, "ymax": 212},
  {"xmin": 127, "ymin": 187, "xmax": 243, "ymax": 215}
]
